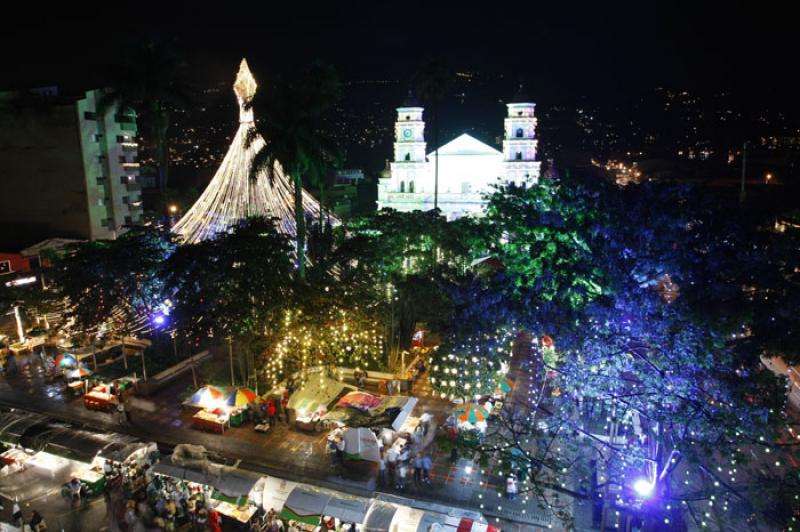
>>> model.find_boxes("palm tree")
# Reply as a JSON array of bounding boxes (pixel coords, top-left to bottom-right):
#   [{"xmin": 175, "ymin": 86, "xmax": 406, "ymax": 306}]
[
  {"xmin": 414, "ymin": 57, "xmax": 452, "ymax": 211},
  {"xmin": 99, "ymin": 38, "xmax": 194, "ymax": 197},
  {"xmin": 248, "ymin": 62, "xmax": 341, "ymax": 280}
]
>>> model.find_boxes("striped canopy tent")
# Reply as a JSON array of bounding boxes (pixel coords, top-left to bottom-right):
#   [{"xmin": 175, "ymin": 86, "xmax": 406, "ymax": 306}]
[
  {"xmin": 188, "ymin": 385, "xmax": 228, "ymax": 409},
  {"xmin": 65, "ymin": 367, "xmax": 93, "ymax": 379},
  {"xmin": 495, "ymin": 376, "xmax": 514, "ymax": 394},
  {"xmin": 453, "ymin": 403, "xmax": 489, "ymax": 424},
  {"xmin": 54, "ymin": 353, "xmax": 77, "ymax": 368},
  {"xmin": 226, "ymin": 388, "xmax": 258, "ymax": 408}
]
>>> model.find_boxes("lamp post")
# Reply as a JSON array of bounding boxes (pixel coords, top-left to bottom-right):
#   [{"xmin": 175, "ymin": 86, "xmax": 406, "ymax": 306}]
[{"xmin": 228, "ymin": 336, "xmax": 235, "ymax": 387}]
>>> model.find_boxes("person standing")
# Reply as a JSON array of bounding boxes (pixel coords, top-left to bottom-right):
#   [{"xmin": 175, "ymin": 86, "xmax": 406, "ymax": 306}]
[
  {"xmin": 267, "ymin": 400, "xmax": 277, "ymax": 426},
  {"xmin": 12, "ymin": 502, "xmax": 23, "ymax": 526},
  {"xmin": 397, "ymin": 461, "xmax": 408, "ymax": 490},
  {"xmin": 378, "ymin": 453, "xmax": 387, "ymax": 487},
  {"xmin": 281, "ymin": 392, "xmax": 290, "ymax": 423},
  {"xmin": 29, "ymin": 510, "xmax": 47, "ymax": 531},
  {"xmin": 506, "ymin": 474, "xmax": 518, "ymax": 500},
  {"xmin": 386, "ymin": 447, "xmax": 397, "ymax": 487},
  {"xmin": 413, "ymin": 453, "xmax": 423, "ymax": 484},
  {"xmin": 117, "ymin": 401, "xmax": 127, "ymax": 425},
  {"xmin": 421, "ymin": 454, "xmax": 432, "ymax": 484}
]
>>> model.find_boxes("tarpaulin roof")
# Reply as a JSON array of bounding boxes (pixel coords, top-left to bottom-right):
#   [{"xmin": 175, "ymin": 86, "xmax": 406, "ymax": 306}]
[
  {"xmin": 364, "ymin": 501, "xmax": 398, "ymax": 532},
  {"xmin": 323, "ymin": 494, "xmax": 370, "ymax": 524}
]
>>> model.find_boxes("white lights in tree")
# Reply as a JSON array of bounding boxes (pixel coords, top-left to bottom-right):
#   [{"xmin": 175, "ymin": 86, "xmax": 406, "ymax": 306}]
[{"xmin": 172, "ymin": 59, "xmax": 335, "ymax": 245}]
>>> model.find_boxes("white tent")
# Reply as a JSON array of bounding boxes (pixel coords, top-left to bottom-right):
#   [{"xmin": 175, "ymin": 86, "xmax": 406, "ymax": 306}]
[
  {"xmin": 389, "ymin": 506, "xmax": 444, "ymax": 532},
  {"xmin": 391, "ymin": 397, "xmax": 418, "ymax": 431},
  {"xmin": 261, "ymin": 476, "xmax": 299, "ymax": 512},
  {"xmin": 342, "ymin": 427, "xmax": 381, "ymax": 463}
]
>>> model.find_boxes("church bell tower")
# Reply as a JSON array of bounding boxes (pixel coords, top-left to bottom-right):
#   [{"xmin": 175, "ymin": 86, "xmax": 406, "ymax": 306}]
[
  {"xmin": 502, "ymin": 84, "xmax": 541, "ymax": 184},
  {"xmin": 388, "ymin": 90, "xmax": 428, "ymax": 195}
]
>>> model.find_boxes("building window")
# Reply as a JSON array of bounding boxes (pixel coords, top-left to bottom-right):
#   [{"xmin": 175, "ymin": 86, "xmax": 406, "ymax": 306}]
[
  {"xmin": 405, "ymin": 115, "xmax": 410, "ymax": 120},
  {"xmin": 84, "ymin": 111, "xmax": 97, "ymax": 120},
  {"xmin": 100, "ymin": 218, "xmax": 109, "ymax": 228},
  {"xmin": 96, "ymin": 176, "xmax": 107, "ymax": 184},
  {"xmin": 404, "ymin": 153, "xmax": 411, "ymax": 161},
  {"xmin": 516, "ymin": 128, "xmax": 524, "ymax": 138},
  {"xmin": 122, "ymin": 196, "xmax": 129, "ymax": 205},
  {"xmin": 120, "ymin": 175, "xmax": 128, "ymax": 184},
  {"xmin": 98, "ymin": 198, "xmax": 105, "ymax": 206},
  {"xmin": 93, "ymin": 134, "xmax": 103, "ymax": 142},
  {"xmin": 516, "ymin": 152, "xmax": 523, "ymax": 160},
  {"xmin": 517, "ymin": 111, "xmax": 523, "ymax": 116},
  {"xmin": 400, "ymin": 181, "xmax": 405, "ymax": 193},
  {"xmin": 409, "ymin": 181, "xmax": 415, "ymax": 193},
  {"xmin": 124, "ymin": 216, "xmax": 132, "ymax": 225}
]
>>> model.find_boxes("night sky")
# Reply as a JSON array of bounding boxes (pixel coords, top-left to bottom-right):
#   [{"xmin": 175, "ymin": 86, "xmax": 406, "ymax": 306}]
[{"xmin": 1, "ymin": 1, "xmax": 796, "ymax": 105}]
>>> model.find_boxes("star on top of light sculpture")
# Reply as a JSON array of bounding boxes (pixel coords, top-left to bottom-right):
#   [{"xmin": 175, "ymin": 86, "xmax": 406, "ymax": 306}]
[{"xmin": 233, "ymin": 58, "xmax": 257, "ymax": 105}]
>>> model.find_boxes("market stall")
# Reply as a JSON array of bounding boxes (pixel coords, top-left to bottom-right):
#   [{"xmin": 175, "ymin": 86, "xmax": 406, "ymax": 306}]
[
  {"xmin": 288, "ymin": 375, "xmax": 354, "ymax": 432},
  {"xmin": 389, "ymin": 506, "xmax": 444, "ymax": 532},
  {"xmin": 261, "ymin": 476, "xmax": 299, "ymax": 513},
  {"xmin": 323, "ymin": 494, "xmax": 370, "ymax": 528},
  {"xmin": 0, "ymin": 447, "xmax": 32, "ymax": 477},
  {"xmin": 342, "ymin": 427, "xmax": 382, "ymax": 463},
  {"xmin": 192, "ymin": 408, "xmax": 229, "ymax": 433},
  {"xmin": 280, "ymin": 486, "xmax": 333, "ymax": 528},
  {"xmin": 83, "ymin": 384, "xmax": 118, "ymax": 411}
]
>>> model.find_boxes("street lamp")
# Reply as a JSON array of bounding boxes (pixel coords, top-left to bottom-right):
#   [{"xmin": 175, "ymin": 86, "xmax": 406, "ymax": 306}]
[
  {"xmin": 633, "ymin": 478, "xmax": 655, "ymax": 498},
  {"xmin": 168, "ymin": 204, "xmax": 179, "ymax": 215}
]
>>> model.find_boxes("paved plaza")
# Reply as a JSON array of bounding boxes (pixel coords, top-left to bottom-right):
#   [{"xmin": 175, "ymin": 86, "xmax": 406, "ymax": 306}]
[{"xmin": 0, "ymin": 345, "xmax": 570, "ymax": 531}]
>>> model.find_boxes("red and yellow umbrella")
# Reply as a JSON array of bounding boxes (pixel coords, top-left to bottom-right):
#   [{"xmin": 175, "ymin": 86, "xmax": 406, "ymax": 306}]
[
  {"xmin": 226, "ymin": 388, "xmax": 258, "ymax": 408},
  {"xmin": 453, "ymin": 403, "xmax": 490, "ymax": 424}
]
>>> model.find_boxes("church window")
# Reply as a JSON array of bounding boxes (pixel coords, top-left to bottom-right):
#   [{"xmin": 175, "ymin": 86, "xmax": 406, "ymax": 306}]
[
  {"xmin": 409, "ymin": 181, "xmax": 415, "ymax": 193},
  {"xmin": 517, "ymin": 111, "xmax": 523, "ymax": 116},
  {"xmin": 515, "ymin": 128, "xmax": 524, "ymax": 138},
  {"xmin": 515, "ymin": 152, "xmax": 522, "ymax": 160},
  {"xmin": 404, "ymin": 153, "xmax": 411, "ymax": 161},
  {"xmin": 405, "ymin": 115, "xmax": 410, "ymax": 120},
  {"xmin": 400, "ymin": 181, "xmax": 405, "ymax": 193}
]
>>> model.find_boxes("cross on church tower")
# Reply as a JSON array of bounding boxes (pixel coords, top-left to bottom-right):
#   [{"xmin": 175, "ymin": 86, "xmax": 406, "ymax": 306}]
[{"xmin": 502, "ymin": 84, "xmax": 541, "ymax": 184}]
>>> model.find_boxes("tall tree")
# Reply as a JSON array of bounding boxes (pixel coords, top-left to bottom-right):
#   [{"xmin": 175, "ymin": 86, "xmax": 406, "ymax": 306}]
[
  {"xmin": 414, "ymin": 57, "xmax": 452, "ymax": 211},
  {"xmin": 52, "ymin": 226, "xmax": 175, "ymax": 336},
  {"xmin": 162, "ymin": 217, "xmax": 293, "ymax": 366},
  {"xmin": 99, "ymin": 38, "xmax": 194, "ymax": 197},
  {"xmin": 249, "ymin": 62, "xmax": 341, "ymax": 280}
]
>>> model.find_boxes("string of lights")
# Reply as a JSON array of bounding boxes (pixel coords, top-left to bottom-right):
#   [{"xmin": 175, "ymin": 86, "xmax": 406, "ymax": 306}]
[{"xmin": 172, "ymin": 59, "xmax": 336, "ymax": 247}]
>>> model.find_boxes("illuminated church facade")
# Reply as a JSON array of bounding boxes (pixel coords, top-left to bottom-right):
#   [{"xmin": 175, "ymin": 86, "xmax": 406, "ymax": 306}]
[{"xmin": 378, "ymin": 87, "xmax": 541, "ymax": 218}]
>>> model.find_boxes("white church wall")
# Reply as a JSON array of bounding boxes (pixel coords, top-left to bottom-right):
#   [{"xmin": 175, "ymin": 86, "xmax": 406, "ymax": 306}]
[{"xmin": 428, "ymin": 153, "xmax": 503, "ymax": 195}]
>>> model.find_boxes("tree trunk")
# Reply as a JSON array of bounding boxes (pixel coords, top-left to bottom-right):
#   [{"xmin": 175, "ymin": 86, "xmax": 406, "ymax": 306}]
[{"xmin": 294, "ymin": 174, "xmax": 306, "ymax": 279}]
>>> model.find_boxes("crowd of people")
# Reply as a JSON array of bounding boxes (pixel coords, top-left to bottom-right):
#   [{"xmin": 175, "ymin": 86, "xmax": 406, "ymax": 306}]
[{"xmin": 379, "ymin": 414, "xmax": 434, "ymax": 490}]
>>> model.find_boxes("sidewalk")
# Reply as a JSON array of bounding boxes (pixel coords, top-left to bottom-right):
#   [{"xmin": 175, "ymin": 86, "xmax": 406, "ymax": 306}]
[{"xmin": 0, "ymin": 347, "xmax": 568, "ymax": 530}]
